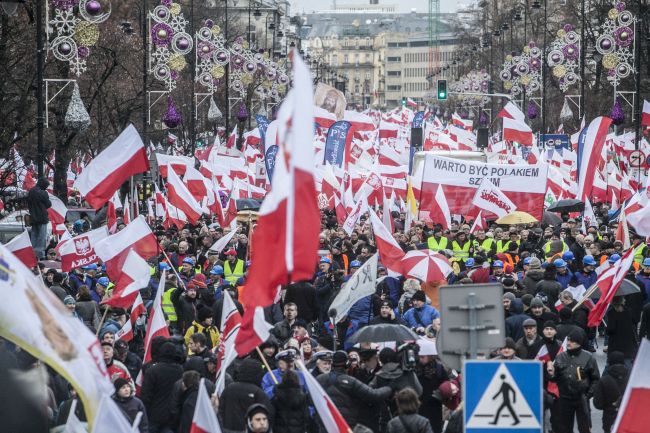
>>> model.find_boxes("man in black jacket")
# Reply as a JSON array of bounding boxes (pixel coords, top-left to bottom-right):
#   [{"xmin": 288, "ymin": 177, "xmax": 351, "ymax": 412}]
[
  {"xmin": 219, "ymin": 358, "xmax": 273, "ymax": 433},
  {"xmin": 317, "ymin": 351, "xmax": 392, "ymax": 428},
  {"xmin": 27, "ymin": 177, "xmax": 51, "ymax": 259},
  {"xmin": 547, "ymin": 329, "xmax": 600, "ymax": 433},
  {"xmin": 141, "ymin": 342, "xmax": 184, "ymax": 433},
  {"xmin": 593, "ymin": 351, "xmax": 630, "ymax": 433}
]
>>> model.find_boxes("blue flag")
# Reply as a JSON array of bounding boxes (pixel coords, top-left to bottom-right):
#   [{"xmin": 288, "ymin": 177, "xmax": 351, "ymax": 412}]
[{"xmin": 324, "ymin": 121, "xmax": 352, "ymax": 167}]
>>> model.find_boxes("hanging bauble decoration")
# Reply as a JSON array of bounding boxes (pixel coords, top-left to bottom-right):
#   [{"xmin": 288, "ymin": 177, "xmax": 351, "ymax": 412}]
[
  {"xmin": 163, "ymin": 95, "xmax": 182, "ymax": 128},
  {"xmin": 207, "ymin": 95, "xmax": 222, "ymax": 122},
  {"xmin": 610, "ymin": 98, "xmax": 625, "ymax": 125},
  {"xmin": 236, "ymin": 103, "xmax": 249, "ymax": 122},
  {"xmin": 596, "ymin": 2, "xmax": 637, "ymax": 87},
  {"xmin": 527, "ymin": 102, "xmax": 538, "ymax": 120},
  {"xmin": 547, "ymin": 23, "xmax": 581, "ymax": 92},
  {"xmin": 479, "ymin": 111, "xmax": 488, "ymax": 125},
  {"xmin": 149, "ymin": 0, "xmax": 192, "ymax": 90},
  {"xmin": 560, "ymin": 98, "xmax": 574, "ymax": 123},
  {"xmin": 64, "ymin": 82, "xmax": 91, "ymax": 132}
]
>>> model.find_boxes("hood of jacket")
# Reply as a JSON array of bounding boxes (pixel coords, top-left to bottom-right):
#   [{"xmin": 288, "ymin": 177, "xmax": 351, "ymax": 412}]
[
  {"xmin": 235, "ymin": 358, "xmax": 265, "ymax": 384},
  {"xmin": 376, "ymin": 362, "xmax": 403, "ymax": 380},
  {"xmin": 510, "ymin": 299, "xmax": 524, "ymax": 315}
]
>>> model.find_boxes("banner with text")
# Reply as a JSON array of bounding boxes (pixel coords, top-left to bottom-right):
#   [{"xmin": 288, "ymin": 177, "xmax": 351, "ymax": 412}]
[
  {"xmin": 419, "ymin": 155, "xmax": 548, "ymax": 219},
  {"xmin": 324, "ymin": 121, "xmax": 353, "ymax": 167}
]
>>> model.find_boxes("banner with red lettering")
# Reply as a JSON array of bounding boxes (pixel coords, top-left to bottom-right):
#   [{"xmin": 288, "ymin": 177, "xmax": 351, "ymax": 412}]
[{"xmin": 419, "ymin": 155, "xmax": 547, "ymax": 220}]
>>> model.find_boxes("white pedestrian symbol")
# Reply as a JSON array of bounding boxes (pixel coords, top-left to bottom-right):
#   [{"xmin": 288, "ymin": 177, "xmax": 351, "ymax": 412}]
[{"xmin": 467, "ymin": 364, "xmax": 540, "ymax": 429}]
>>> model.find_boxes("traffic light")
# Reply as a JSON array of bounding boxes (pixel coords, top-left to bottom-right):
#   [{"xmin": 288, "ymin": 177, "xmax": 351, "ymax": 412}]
[
  {"xmin": 401, "ymin": 96, "xmax": 407, "ymax": 106},
  {"xmin": 437, "ymin": 79, "xmax": 447, "ymax": 100}
]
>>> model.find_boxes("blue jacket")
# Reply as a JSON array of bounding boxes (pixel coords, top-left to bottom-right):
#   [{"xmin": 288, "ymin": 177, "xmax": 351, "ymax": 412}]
[
  {"xmin": 323, "ymin": 319, "xmax": 360, "ymax": 350},
  {"xmin": 636, "ymin": 273, "xmax": 650, "ymax": 303},
  {"xmin": 68, "ymin": 273, "xmax": 96, "ymax": 297},
  {"xmin": 262, "ymin": 368, "xmax": 307, "ymax": 399},
  {"xmin": 575, "ymin": 271, "xmax": 597, "ymax": 292},
  {"xmin": 403, "ymin": 305, "xmax": 440, "ymax": 329},
  {"xmin": 556, "ymin": 270, "xmax": 574, "ymax": 290},
  {"xmin": 347, "ymin": 295, "xmax": 373, "ymax": 326}
]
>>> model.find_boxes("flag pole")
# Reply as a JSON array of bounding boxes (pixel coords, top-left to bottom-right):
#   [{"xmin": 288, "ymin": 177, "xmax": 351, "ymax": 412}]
[
  {"xmin": 255, "ymin": 346, "xmax": 279, "ymax": 385},
  {"xmin": 161, "ymin": 249, "xmax": 188, "ymax": 291},
  {"xmin": 95, "ymin": 307, "xmax": 111, "ymax": 337}
]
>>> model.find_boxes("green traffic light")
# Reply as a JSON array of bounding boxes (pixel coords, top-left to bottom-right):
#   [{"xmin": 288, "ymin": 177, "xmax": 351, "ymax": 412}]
[{"xmin": 437, "ymin": 79, "xmax": 447, "ymax": 100}]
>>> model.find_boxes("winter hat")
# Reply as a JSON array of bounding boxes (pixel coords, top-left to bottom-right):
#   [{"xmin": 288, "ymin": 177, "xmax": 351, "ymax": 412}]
[
  {"xmin": 332, "ymin": 350, "xmax": 349, "ymax": 366},
  {"xmin": 528, "ymin": 257, "xmax": 542, "ymax": 270},
  {"xmin": 559, "ymin": 307, "xmax": 572, "ymax": 320},
  {"xmin": 502, "ymin": 292, "xmax": 516, "ymax": 302},
  {"xmin": 567, "ymin": 328, "xmax": 586, "ymax": 345},
  {"xmin": 523, "ymin": 318, "xmax": 537, "ymax": 328},
  {"xmin": 113, "ymin": 377, "xmax": 130, "ymax": 394},
  {"xmin": 502, "ymin": 278, "xmax": 516, "ymax": 289},
  {"xmin": 411, "ymin": 290, "xmax": 426, "ymax": 303},
  {"xmin": 379, "ymin": 347, "xmax": 398, "ymax": 364},
  {"xmin": 521, "ymin": 294, "xmax": 534, "ymax": 307},
  {"xmin": 503, "ymin": 337, "xmax": 517, "ymax": 350},
  {"xmin": 317, "ymin": 335, "xmax": 334, "ymax": 351},
  {"xmin": 543, "ymin": 320, "xmax": 557, "ymax": 330},
  {"xmin": 530, "ymin": 298, "xmax": 545, "ymax": 309},
  {"xmin": 290, "ymin": 319, "xmax": 308, "ymax": 330},
  {"xmin": 607, "ymin": 351, "xmax": 626, "ymax": 366},
  {"xmin": 197, "ymin": 306, "xmax": 212, "ymax": 322},
  {"xmin": 99, "ymin": 323, "xmax": 119, "ymax": 339},
  {"xmin": 63, "ymin": 295, "xmax": 76, "ymax": 305}
]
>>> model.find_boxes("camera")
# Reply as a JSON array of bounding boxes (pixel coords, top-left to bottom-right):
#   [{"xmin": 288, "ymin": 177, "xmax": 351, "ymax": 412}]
[{"xmin": 398, "ymin": 342, "xmax": 420, "ymax": 371}]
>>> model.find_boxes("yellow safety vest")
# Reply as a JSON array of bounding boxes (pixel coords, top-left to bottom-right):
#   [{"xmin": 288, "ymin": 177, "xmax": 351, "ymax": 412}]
[
  {"xmin": 452, "ymin": 240, "xmax": 471, "ymax": 261},
  {"xmin": 427, "ymin": 236, "xmax": 448, "ymax": 252},
  {"xmin": 473, "ymin": 238, "xmax": 494, "ymax": 252},
  {"xmin": 634, "ymin": 244, "xmax": 646, "ymax": 264},
  {"xmin": 162, "ymin": 287, "xmax": 177, "ymax": 322},
  {"xmin": 497, "ymin": 240, "xmax": 519, "ymax": 253},
  {"xmin": 224, "ymin": 259, "xmax": 245, "ymax": 285},
  {"xmin": 543, "ymin": 241, "xmax": 568, "ymax": 255}
]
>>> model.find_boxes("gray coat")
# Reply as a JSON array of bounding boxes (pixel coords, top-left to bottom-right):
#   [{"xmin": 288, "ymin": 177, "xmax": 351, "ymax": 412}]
[{"xmin": 75, "ymin": 300, "xmax": 100, "ymax": 332}]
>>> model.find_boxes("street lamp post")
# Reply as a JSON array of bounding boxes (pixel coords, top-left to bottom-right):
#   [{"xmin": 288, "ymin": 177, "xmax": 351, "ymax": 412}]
[{"xmin": 36, "ymin": 0, "xmax": 45, "ymax": 178}]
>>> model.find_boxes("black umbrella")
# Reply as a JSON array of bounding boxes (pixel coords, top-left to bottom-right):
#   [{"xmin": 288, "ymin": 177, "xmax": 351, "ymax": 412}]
[
  {"xmin": 590, "ymin": 279, "xmax": 641, "ymax": 298},
  {"xmin": 547, "ymin": 199, "xmax": 585, "ymax": 213},
  {"xmin": 542, "ymin": 211, "xmax": 562, "ymax": 226},
  {"xmin": 348, "ymin": 324, "xmax": 419, "ymax": 344},
  {"xmin": 236, "ymin": 198, "xmax": 261, "ymax": 211}
]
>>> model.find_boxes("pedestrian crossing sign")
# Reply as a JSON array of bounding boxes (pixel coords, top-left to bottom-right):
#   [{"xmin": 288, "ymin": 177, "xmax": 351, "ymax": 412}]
[{"xmin": 463, "ymin": 360, "xmax": 542, "ymax": 433}]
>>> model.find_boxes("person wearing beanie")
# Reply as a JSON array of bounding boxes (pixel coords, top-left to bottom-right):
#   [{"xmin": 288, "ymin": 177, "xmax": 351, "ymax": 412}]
[
  {"xmin": 515, "ymin": 319, "xmax": 543, "ymax": 359},
  {"xmin": 369, "ymin": 300, "xmax": 406, "ymax": 326},
  {"xmin": 520, "ymin": 294, "xmax": 534, "ymax": 310},
  {"xmin": 494, "ymin": 338, "xmax": 520, "ymax": 360},
  {"xmin": 245, "ymin": 404, "xmax": 271, "ymax": 433},
  {"xmin": 402, "ymin": 290, "xmax": 440, "ymax": 335},
  {"xmin": 102, "ymin": 341, "xmax": 133, "ymax": 387},
  {"xmin": 593, "ymin": 351, "xmax": 630, "ymax": 433},
  {"xmin": 502, "ymin": 292, "xmax": 516, "ymax": 319},
  {"xmin": 547, "ymin": 327, "xmax": 600, "ymax": 433},
  {"xmin": 112, "ymin": 377, "xmax": 149, "ymax": 433},
  {"xmin": 505, "ymin": 299, "xmax": 530, "ymax": 342},
  {"xmin": 535, "ymin": 264, "xmax": 562, "ymax": 308},
  {"xmin": 538, "ymin": 320, "xmax": 562, "ymax": 432},
  {"xmin": 317, "ymin": 349, "xmax": 392, "ymax": 429},
  {"xmin": 521, "ymin": 257, "xmax": 544, "ymax": 296},
  {"xmin": 527, "ymin": 297, "xmax": 559, "ymax": 335},
  {"xmin": 556, "ymin": 307, "xmax": 583, "ymax": 343},
  {"xmin": 183, "ymin": 306, "xmax": 220, "ymax": 352}
]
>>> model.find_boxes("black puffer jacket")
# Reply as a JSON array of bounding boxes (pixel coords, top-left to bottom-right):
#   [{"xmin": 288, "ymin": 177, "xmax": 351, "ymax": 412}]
[
  {"xmin": 317, "ymin": 367, "xmax": 392, "ymax": 427},
  {"xmin": 593, "ymin": 364, "xmax": 629, "ymax": 410},
  {"xmin": 387, "ymin": 414, "xmax": 434, "ymax": 433},
  {"xmin": 140, "ymin": 343, "xmax": 184, "ymax": 427},
  {"xmin": 27, "ymin": 179, "xmax": 51, "ymax": 225},
  {"xmin": 272, "ymin": 382, "xmax": 310, "ymax": 433},
  {"xmin": 113, "ymin": 395, "xmax": 149, "ymax": 433},
  {"xmin": 553, "ymin": 347, "xmax": 600, "ymax": 399},
  {"xmin": 219, "ymin": 358, "xmax": 273, "ymax": 433}
]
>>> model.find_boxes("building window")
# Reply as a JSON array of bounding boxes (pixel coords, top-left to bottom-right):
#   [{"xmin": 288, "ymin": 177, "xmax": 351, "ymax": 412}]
[
  {"xmin": 387, "ymin": 85, "xmax": 401, "ymax": 91},
  {"xmin": 387, "ymin": 71, "xmax": 401, "ymax": 76},
  {"xmin": 387, "ymin": 56, "xmax": 401, "ymax": 62},
  {"xmin": 344, "ymin": 54, "xmax": 349, "ymax": 64},
  {"xmin": 366, "ymin": 53, "xmax": 371, "ymax": 63},
  {"xmin": 332, "ymin": 54, "xmax": 338, "ymax": 66}
]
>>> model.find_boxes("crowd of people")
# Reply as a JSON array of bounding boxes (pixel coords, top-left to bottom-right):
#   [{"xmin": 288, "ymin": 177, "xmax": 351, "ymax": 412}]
[{"xmin": 2, "ymin": 179, "xmax": 650, "ymax": 433}]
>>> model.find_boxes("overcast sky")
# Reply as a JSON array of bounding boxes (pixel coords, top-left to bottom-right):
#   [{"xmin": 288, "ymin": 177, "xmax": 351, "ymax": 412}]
[{"xmin": 289, "ymin": 0, "xmax": 462, "ymax": 14}]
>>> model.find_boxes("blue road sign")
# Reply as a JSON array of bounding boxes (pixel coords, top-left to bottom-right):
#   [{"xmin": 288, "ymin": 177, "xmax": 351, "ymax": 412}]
[{"xmin": 463, "ymin": 360, "xmax": 542, "ymax": 433}]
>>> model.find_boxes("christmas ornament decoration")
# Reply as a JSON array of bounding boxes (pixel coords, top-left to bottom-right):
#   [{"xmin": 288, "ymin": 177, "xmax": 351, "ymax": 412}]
[
  {"xmin": 560, "ymin": 98, "xmax": 574, "ymax": 123},
  {"xmin": 610, "ymin": 98, "xmax": 625, "ymax": 125},
  {"xmin": 207, "ymin": 95, "xmax": 222, "ymax": 122},
  {"xmin": 163, "ymin": 95, "xmax": 182, "ymax": 128},
  {"xmin": 500, "ymin": 41, "xmax": 542, "ymax": 97},
  {"xmin": 449, "ymin": 70, "xmax": 490, "ymax": 107},
  {"xmin": 64, "ymin": 82, "xmax": 91, "ymax": 132},
  {"xmin": 547, "ymin": 24, "xmax": 581, "ymax": 92},
  {"xmin": 596, "ymin": 1, "xmax": 637, "ymax": 87},
  {"xmin": 527, "ymin": 101, "xmax": 539, "ymax": 120},
  {"xmin": 49, "ymin": 0, "xmax": 112, "ymax": 76},
  {"xmin": 236, "ymin": 103, "xmax": 249, "ymax": 122}
]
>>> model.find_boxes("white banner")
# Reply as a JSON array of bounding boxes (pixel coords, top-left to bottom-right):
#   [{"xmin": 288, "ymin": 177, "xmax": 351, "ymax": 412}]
[
  {"xmin": 342, "ymin": 196, "xmax": 367, "ymax": 236},
  {"xmin": 329, "ymin": 253, "xmax": 378, "ymax": 323},
  {"xmin": 472, "ymin": 178, "xmax": 517, "ymax": 218}
]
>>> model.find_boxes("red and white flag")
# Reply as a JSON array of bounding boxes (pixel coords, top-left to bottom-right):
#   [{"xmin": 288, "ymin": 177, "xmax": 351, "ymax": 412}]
[
  {"xmin": 184, "ymin": 165, "xmax": 209, "ymax": 202},
  {"xmin": 406, "ymin": 97, "xmax": 418, "ymax": 109},
  {"xmin": 115, "ymin": 293, "xmax": 145, "ymax": 342},
  {"xmin": 429, "ymin": 184, "xmax": 451, "ymax": 229},
  {"xmin": 368, "ymin": 209, "xmax": 404, "ymax": 276},
  {"xmin": 498, "ymin": 101, "xmax": 526, "ymax": 121},
  {"xmin": 215, "ymin": 290, "xmax": 242, "ymax": 395},
  {"xmin": 166, "ymin": 164, "xmax": 204, "ymax": 224},
  {"xmin": 472, "ymin": 178, "xmax": 517, "ymax": 218},
  {"xmin": 101, "ymin": 250, "xmax": 151, "ymax": 308},
  {"xmin": 5, "ymin": 230, "xmax": 37, "ymax": 268},
  {"xmin": 342, "ymin": 196, "xmax": 367, "ymax": 236},
  {"xmin": 642, "ymin": 100, "xmax": 650, "ymax": 127},
  {"xmin": 612, "ymin": 338, "xmax": 650, "ymax": 433},
  {"xmin": 142, "ymin": 271, "xmax": 170, "ymax": 363},
  {"xmin": 588, "ymin": 247, "xmax": 637, "ymax": 327},
  {"xmin": 615, "ymin": 206, "xmax": 631, "ymax": 249},
  {"xmin": 74, "ymin": 125, "xmax": 149, "ymax": 209},
  {"xmin": 235, "ymin": 51, "xmax": 320, "ymax": 356},
  {"xmin": 503, "ymin": 117, "xmax": 533, "ymax": 146},
  {"xmin": 298, "ymin": 361, "xmax": 352, "ymax": 433},
  {"xmin": 107, "ymin": 191, "xmax": 122, "ymax": 234},
  {"xmin": 627, "ymin": 203, "xmax": 650, "ymax": 236},
  {"xmin": 190, "ymin": 378, "xmax": 222, "ymax": 433},
  {"xmin": 94, "ymin": 215, "xmax": 158, "ymax": 281},
  {"xmin": 48, "ymin": 194, "xmax": 68, "ymax": 236},
  {"xmin": 469, "ymin": 210, "xmax": 486, "ymax": 234},
  {"xmin": 58, "ymin": 226, "xmax": 109, "ymax": 272}
]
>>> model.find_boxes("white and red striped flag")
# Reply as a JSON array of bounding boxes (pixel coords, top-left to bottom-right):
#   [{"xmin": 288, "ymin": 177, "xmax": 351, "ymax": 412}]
[
  {"xmin": 498, "ymin": 101, "xmax": 526, "ymax": 121},
  {"xmin": 115, "ymin": 293, "xmax": 145, "ymax": 342},
  {"xmin": 142, "ymin": 271, "xmax": 170, "ymax": 363},
  {"xmin": 58, "ymin": 226, "xmax": 109, "ymax": 272},
  {"xmin": 107, "ymin": 191, "xmax": 122, "ymax": 234},
  {"xmin": 101, "ymin": 249, "xmax": 151, "ymax": 309},
  {"xmin": 429, "ymin": 184, "xmax": 451, "ymax": 229},
  {"xmin": 368, "ymin": 209, "xmax": 404, "ymax": 277},
  {"xmin": 5, "ymin": 230, "xmax": 37, "ymax": 268},
  {"xmin": 503, "ymin": 117, "xmax": 533, "ymax": 146},
  {"xmin": 612, "ymin": 338, "xmax": 650, "ymax": 433},
  {"xmin": 215, "ymin": 290, "xmax": 242, "ymax": 395},
  {"xmin": 94, "ymin": 215, "xmax": 158, "ymax": 281},
  {"xmin": 48, "ymin": 194, "xmax": 68, "ymax": 236},
  {"xmin": 642, "ymin": 100, "xmax": 650, "ymax": 127},
  {"xmin": 469, "ymin": 210, "xmax": 486, "ymax": 234},
  {"xmin": 191, "ymin": 378, "xmax": 222, "ymax": 433},
  {"xmin": 298, "ymin": 361, "xmax": 352, "ymax": 433},
  {"xmin": 166, "ymin": 163, "xmax": 204, "ymax": 224},
  {"xmin": 74, "ymin": 125, "xmax": 149, "ymax": 209}
]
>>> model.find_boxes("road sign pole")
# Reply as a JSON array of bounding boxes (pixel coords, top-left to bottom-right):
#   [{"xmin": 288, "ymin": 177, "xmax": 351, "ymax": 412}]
[{"xmin": 468, "ymin": 292, "xmax": 478, "ymax": 359}]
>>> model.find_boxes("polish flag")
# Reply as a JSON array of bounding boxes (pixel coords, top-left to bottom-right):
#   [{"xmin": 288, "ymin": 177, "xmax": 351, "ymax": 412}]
[
  {"xmin": 642, "ymin": 100, "xmax": 650, "ymax": 127},
  {"xmin": 153, "ymin": 184, "xmax": 166, "ymax": 217},
  {"xmin": 452, "ymin": 113, "xmax": 473, "ymax": 131},
  {"xmin": 184, "ymin": 165, "xmax": 209, "ymax": 202},
  {"xmin": 498, "ymin": 101, "xmax": 526, "ymax": 121},
  {"xmin": 314, "ymin": 105, "xmax": 337, "ymax": 129},
  {"xmin": 627, "ymin": 203, "xmax": 650, "ymax": 236},
  {"xmin": 190, "ymin": 378, "xmax": 222, "ymax": 433},
  {"xmin": 503, "ymin": 117, "xmax": 533, "ymax": 146},
  {"xmin": 115, "ymin": 318, "xmax": 134, "ymax": 342},
  {"xmin": 588, "ymin": 247, "xmax": 637, "ymax": 327},
  {"xmin": 58, "ymin": 226, "xmax": 109, "ymax": 272},
  {"xmin": 48, "ymin": 194, "xmax": 68, "ymax": 236},
  {"xmin": 122, "ymin": 194, "xmax": 131, "ymax": 225},
  {"xmin": 344, "ymin": 110, "xmax": 375, "ymax": 132},
  {"xmin": 406, "ymin": 97, "xmax": 418, "ymax": 109},
  {"xmin": 429, "ymin": 184, "xmax": 451, "ymax": 229},
  {"xmin": 166, "ymin": 164, "xmax": 204, "ymax": 224},
  {"xmin": 576, "ymin": 116, "xmax": 613, "ymax": 202},
  {"xmin": 5, "ymin": 230, "xmax": 37, "ymax": 268},
  {"xmin": 74, "ymin": 125, "xmax": 149, "ymax": 209},
  {"xmin": 615, "ymin": 206, "xmax": 631, "ymax": 249},
  {"xmin": 298, "ymin": 361, "xmax": 352, "ymax": 433},
  {"xmin": 94, "ymin": 215, "xmax": 159, "ymax": 281},
  {"xmin": 101, "ymin": 250, "xmax": 151, "ymax": 309},
  {"xmin": 235, "ymin": 51, "xmax": 320, "ymax": 356},
  {"xmin": 107, "ymin": 191, "xmax": 122, "ymax": 234},
  {"xmin": 612, "ymin": 338, "xmax": 650, "ymax": 433},
  {"xmin": 470, "ymin": 210, "xmax": 486, "ymax": 234},
  {"xmin": 226, "ymin": 125, "xmax": 237, "ymax": 149},
  {"xmin": 164, "ymin": 197, "xmax": 189, "ymax": 230},
  {"xmin": 369, "ymin": 209, "xmax": 404, "ymax": 276},
  {"xmin": 221, "ymin": 184, "xmax": 239, "ymax": 228},
  {"xmin": 215, "ymin": 290, "xmax": 242, "ymax": 395},
  {"xmin": 156, "ymin": 153, "xmax": 193, "ymax": 178},
  {"xmin": 115, "ymin": 293, "xmax": 145, "ymax": 342},
  {"xmin": 534, "ymin": 343, "xmax": 551, "ymax": 363},
  {"xmin": 472, "ymin": 178, "xmax": 517, "ymax": 218},
  {"xmin": 142, "ymin": 271, "xmax": 170, "ymax": 363},
  {"xmin": 379, "ymin": 121, "xmax": 399, "ymax": 140}
]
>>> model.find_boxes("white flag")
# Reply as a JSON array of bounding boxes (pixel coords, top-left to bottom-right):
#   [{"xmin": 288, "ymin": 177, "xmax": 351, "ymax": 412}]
[
  {"xmin": 471, "ymin": 178, "xmax": 517, "ymax": 218},
  {"xmin": 329, "ymin": 253, "xmax": 378, "ymax": 323}
]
